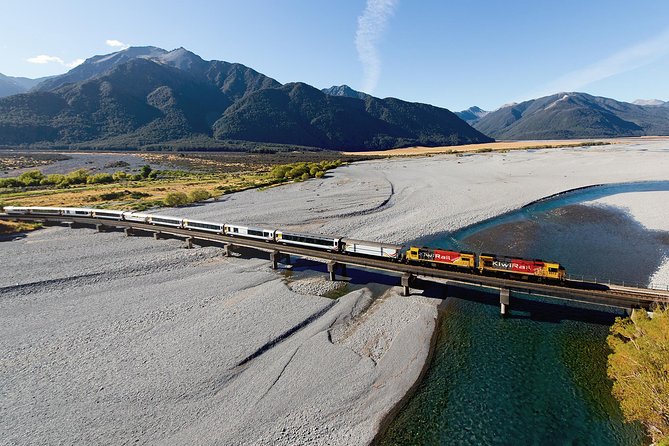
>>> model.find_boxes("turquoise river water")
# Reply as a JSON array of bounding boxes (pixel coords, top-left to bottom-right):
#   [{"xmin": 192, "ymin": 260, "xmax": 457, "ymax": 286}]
[{"xmin": 378, "ymin": 181, "xmax": 669, "ymax": 446}]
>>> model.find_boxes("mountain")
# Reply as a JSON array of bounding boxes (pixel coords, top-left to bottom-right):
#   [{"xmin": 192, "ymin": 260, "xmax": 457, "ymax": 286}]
[
  {"xmin": 322, "ymin": 85, "xmax": 370, "ymax": 100},
  {"xmin": 0, "ymin": 74, "xmax": 50, "ymax": 98},
  {"xmin": 215, "ymin": 82, "xmax": 491, "ymax": 150},
  {"xmin": 33, "ymin": 46, "xmax": 169, "ymax": 92},
  {"xmin": 633, "ymin": 99, "xmax": 665, "ymax": 106},
  {"xmin": 0, "ymin": 46, "xmax": 491, "ymax": 150},
  {"xmin": 474, "ymin": 92, "xmax": 669, "ymax": 140},
  {"xmin": 456, "ymin": 106, "xmax": 489, "ymax": 125}
]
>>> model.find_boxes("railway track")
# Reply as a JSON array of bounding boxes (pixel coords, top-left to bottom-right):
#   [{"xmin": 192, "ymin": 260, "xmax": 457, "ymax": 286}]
[{"xmin": 2, "ymin": 213, "xmax": 669, "ymax": 312}]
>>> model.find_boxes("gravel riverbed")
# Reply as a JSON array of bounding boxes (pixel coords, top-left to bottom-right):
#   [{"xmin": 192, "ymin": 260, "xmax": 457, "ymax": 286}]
[{"xmin": 2, "ymin": 140, "xmax": 669, "ymax": 444}]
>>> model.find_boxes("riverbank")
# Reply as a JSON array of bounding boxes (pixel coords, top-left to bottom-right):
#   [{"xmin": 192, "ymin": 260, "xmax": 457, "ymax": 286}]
[
  {"xmin": 583, "ymin": 191, "xmax": 669, "ymax": 289},
  {"xmin": 3, "ymin": 140, "xmax": 669, "ymax": 444}
]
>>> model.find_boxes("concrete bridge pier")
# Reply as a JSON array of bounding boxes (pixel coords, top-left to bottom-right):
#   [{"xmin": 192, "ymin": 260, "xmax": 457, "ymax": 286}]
[
  {"xmin": 223, "ymin": 243, "xmax": 234, "ymax": 257},
  {"xmin": 500, "ymin": 288, "xmax": 510, "ymax": 316},
  {"xmin": 270, "ymin": 250, "xmax": 280, "ymax": 269},
  {"xmin": 65, "ymin": 221, "xmax": 77, "ymax": 229},
  {"xmin": 185, "ymin": 237, "xmax": 193, "ymax": 249},
  {"xmin": 327, "ymin": 261, "xmax": 337, "ymax": 281},
  {"xmin": 153, "ymin": 231, "xmax": 162, "ymax": 240},
  {"xmin": 95, "ymin": 224, "xmax": 105, "ymax": 233},
  {"xmin": 401, "ymin": 273, "xmax": 413, "ymax": 296},
  {"xmin": 124, "ymin": 227, "xmax": 133, "ymax": 237}
]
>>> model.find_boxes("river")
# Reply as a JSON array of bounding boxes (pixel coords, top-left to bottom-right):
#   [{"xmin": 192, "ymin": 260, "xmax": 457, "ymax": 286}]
[{"xmin": 378, "ymin": 181, "xmax": 669, "ymax": 445}]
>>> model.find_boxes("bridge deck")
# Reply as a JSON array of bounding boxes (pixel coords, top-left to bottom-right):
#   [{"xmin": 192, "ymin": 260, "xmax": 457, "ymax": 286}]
[{"xmin": 3, "ymin": 214, "xmax": 669, "ymax": 311}]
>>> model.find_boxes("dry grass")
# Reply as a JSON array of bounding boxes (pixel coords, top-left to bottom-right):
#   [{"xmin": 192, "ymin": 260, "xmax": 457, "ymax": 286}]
[
  {"xmin": 0, "ymin": 174, "xmax": 271, "ymax": 210},
  {"xmin": 341, "ymin": 137, "xmax": 669, "ymax": 157},
  {"xmin": 0, "ymin": 220, "xmax": 42, "ymax": 234}
]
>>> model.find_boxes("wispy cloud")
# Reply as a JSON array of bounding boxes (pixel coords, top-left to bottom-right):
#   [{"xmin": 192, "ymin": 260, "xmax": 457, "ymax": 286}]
[
  {"xmin": 27, "ymin": 54, "xmax": 84, "ymax": 69},
  {"xmin": 26, "ymin": 54, "xmax": 65, "ymax": 65},
  {"xmin": 106, "ymin": 39, "xmax": 129, "ymax": 49},
  {"xmin": 528, "ymin": 27, "xmax": 669, "ymax": 99},
  {"xmin": 355, "ymin": 0, "xmax": 398, "ymax": 94}
]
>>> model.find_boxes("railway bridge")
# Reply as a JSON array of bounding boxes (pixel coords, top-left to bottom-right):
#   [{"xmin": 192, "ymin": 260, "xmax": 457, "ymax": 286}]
[{"xmin": 2, "ymin": 213, "xmax": 669, "ymax": 314}]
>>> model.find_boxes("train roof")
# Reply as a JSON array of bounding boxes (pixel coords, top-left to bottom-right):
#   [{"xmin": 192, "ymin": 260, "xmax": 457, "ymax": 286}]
[
  {"xmin": 277, "ymin": 230, "xmax": 341, "ymax": 240},
  {"xmin": 341, "ymin": 238, "xmax": 404, "ymax": 249}
]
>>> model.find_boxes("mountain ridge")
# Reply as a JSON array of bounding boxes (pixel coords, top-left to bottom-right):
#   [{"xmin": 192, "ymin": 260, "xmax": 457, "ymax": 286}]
[
  {"xmin": 0, "ymin": 46, "xmax": 491, "ymax": 151},
  {"xmin": 474, "ymin": 92, "xmax": 669, "ymax": 140}
]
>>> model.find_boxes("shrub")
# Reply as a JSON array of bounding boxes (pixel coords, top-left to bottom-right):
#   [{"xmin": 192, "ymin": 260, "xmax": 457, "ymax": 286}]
[
  {"xmin": 270, "ymin": 165, "xmax": 291, "ymax": 180},
  {"xmin": 112, "ymin": 171, "xmax": 127, "ymax": 181},
  {"xmin": 0, "ymin": 178, "xmax": 21, "ymax": 188},
  {"xmin": 607, "ymin": 307, "xmax": 669, "ymax": 444},
  {"xmin": 188, "ymin": 189, "xmax": 211, "ymax": 202},
  {"xmin": 140, "ymin": 165, "xmax": 152, "ymax": 178},
  {"xmin": 86, "ymin": 173, "xmax": 114, "ymax": 184},
  {"xmin": 64, "ymin": 169, "xmax": 89, "ymax": 185},
  {"xmin": 300, "ymin": 172, "xmax": 310, "ymax": 181},
  {"xmin": 18, "ymin": 170, "xmax": 44, "ymax": 186},
  {"xmin": 163, "ymin": 192, "xmax": 190, "ymax": 207},
  {"xmin": 315, "ymin": 170, "xmax": 325, "ymax": 178}
]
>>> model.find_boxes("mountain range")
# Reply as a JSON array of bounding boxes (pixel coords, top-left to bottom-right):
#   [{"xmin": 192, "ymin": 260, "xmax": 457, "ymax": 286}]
[
  {"xmin": 470, "ymin": 93, "xmax": 669, "ymax": 140},
  {"xmin": 0, "ymin": 47, "xmax": 492, "ymax": 151}
]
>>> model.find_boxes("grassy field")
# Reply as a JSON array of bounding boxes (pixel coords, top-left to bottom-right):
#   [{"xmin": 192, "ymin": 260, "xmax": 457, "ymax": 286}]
[{"xmin": 0, "ymin": 151, "xmax": 365, "ymax": 233}]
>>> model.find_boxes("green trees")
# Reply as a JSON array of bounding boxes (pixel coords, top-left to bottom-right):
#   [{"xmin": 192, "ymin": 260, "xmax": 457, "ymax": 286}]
[
  {"xmin": 188, "ymin": 189, "xmax": 211, "ymax": 202},
  {"xmin": 607, "ymin": 307, "xmax": 669, "ymax": 445},
  {"xmin": 163, "ymin": 192, "xmax": 190, "ymax": 207},
  {"xmin": 268, "ymin": 160, "xmax": 342, "ymax": 182},
  {"xmin": 163, "ymin": 189, "xmax": 211, "ymax": 207}
]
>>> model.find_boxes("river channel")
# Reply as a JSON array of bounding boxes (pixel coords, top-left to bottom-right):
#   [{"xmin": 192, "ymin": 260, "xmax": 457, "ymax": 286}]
[{"xmin": 378, "ymin": 181, "xmax": 669, "ymax": 445}]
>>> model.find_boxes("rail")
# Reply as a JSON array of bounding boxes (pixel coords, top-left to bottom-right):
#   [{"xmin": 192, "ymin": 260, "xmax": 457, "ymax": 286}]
[{"xmin": 2, "ymin": 213, "xmax": 669, "ymax": 313}]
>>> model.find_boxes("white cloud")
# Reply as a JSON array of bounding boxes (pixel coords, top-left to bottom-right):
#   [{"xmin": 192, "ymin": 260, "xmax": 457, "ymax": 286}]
[
  {"xmin": 106, "ymin": 39, "xmax": 129, "ymax": 49},
  {"xmin": 529, "ymin": 27, "xmax": 669, "ymax": 99},
  {"xmin": 26, "ymin": 54, "xmax": 84, "ymax": 69},
  {"xmin": 27, "ymin": 54, "xmax": 64, "ymax": 64},
  {"xmin": 355, "ymin": 0, "xmax": 398, "ymax": 94}
]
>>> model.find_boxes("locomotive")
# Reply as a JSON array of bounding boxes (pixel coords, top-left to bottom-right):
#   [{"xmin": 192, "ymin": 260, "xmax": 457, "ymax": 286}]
[{"xmin": 2, "ymin": 206, "xmax": 567, "ymax": 282}]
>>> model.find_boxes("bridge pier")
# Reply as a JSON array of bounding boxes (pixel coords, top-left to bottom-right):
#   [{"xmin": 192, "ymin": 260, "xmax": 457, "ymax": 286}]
[
  {"xmin": 327, "ymin": 261, "xmax": 337, "ymax": 281},
  {"xmin": 95, "ymin": 224, "xmax": 105, "ymax": 233},
  {"xmin": 185, "ymin": 237, "xmax": 193, "ymax": 249},
  {"xmin": 65, "ymin": 221, "xmax": 77, "ymax": 229},
  {"xmin": 270, "ymin": 250, "xmax": 280, "ymax": 269},
  {"xmin": 223, "ymin": 243, "xmax": 234, "ymax": 257},
  {"xmin": 401, "ymin": 273, "xmax": 413, "ymax": 296},
  {"xmin": 124, "ymin": 227, "xmax": 133, "ymax": 237},
  {"xmin": 153, "ymin": 231, "xmax": 162, "ymax": 240},
  {"xmin": 500, "ymin": 288, "xmax": 510, "ymax": 316}
]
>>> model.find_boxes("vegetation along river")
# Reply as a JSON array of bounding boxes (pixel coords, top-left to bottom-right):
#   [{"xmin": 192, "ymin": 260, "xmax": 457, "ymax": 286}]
[{"xmin": 378, "ymin": 181, "xmax": 669, "ymax": 445}]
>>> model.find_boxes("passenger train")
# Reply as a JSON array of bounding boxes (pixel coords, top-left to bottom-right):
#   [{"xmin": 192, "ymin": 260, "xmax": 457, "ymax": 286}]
[{"xmin": 2, "ymin": 206, "xmax": 566, "ymax": 282}]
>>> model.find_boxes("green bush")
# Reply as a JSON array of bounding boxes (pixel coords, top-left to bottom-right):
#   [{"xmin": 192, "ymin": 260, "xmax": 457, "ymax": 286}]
[
  {"xmin": 300, "ymin": 172, "xmax": 310, "ymax": 181},
  {"xmin": 64, "ymin": 169, "xmax": 89, "ymax": 185},
  {"xmin": 86, "ymin": 173, "xmax": 114, "ymax": 184},
  {"xmin": 163, "ymin": 192, "xmax": 190, "ymax": 207},
  {"xmin": 188, "ymin": 189, "xmax": 211, "ymax": 202},
  {"xmin": 18, "ymin": 170, "xmax": 44, "ymax": 186},
  {"xmin": 0, "ymin": 178, "xmax": 21, "ymax": 188},
  {"xmin": 112, "ymin": 171, "xmax": 127, "ymax": 181},
  {"xmin": 140, "ymin": 165, "xmax": 152, "ymax": 178},
  {"xmin": 315, "ymin": 170, "xmax": 326, "ymax": 178}
]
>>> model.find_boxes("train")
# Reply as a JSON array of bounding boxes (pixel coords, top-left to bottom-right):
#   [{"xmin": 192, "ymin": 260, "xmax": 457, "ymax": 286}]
[{"xmin": 2, "ymin": 206, "xmax": 567, "ymax": 282}]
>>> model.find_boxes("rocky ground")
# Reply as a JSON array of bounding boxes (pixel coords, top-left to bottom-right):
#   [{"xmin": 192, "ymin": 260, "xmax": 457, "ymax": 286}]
[{"xmin": 2, "ymin": 140, "xmax": 669, "ymax": 444}]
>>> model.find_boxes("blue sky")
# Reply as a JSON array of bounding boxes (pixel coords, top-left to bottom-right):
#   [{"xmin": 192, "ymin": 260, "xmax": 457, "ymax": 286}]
[{"xmin": 2, "ymin": 0, "xmax": 669, "ymax": 111}]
